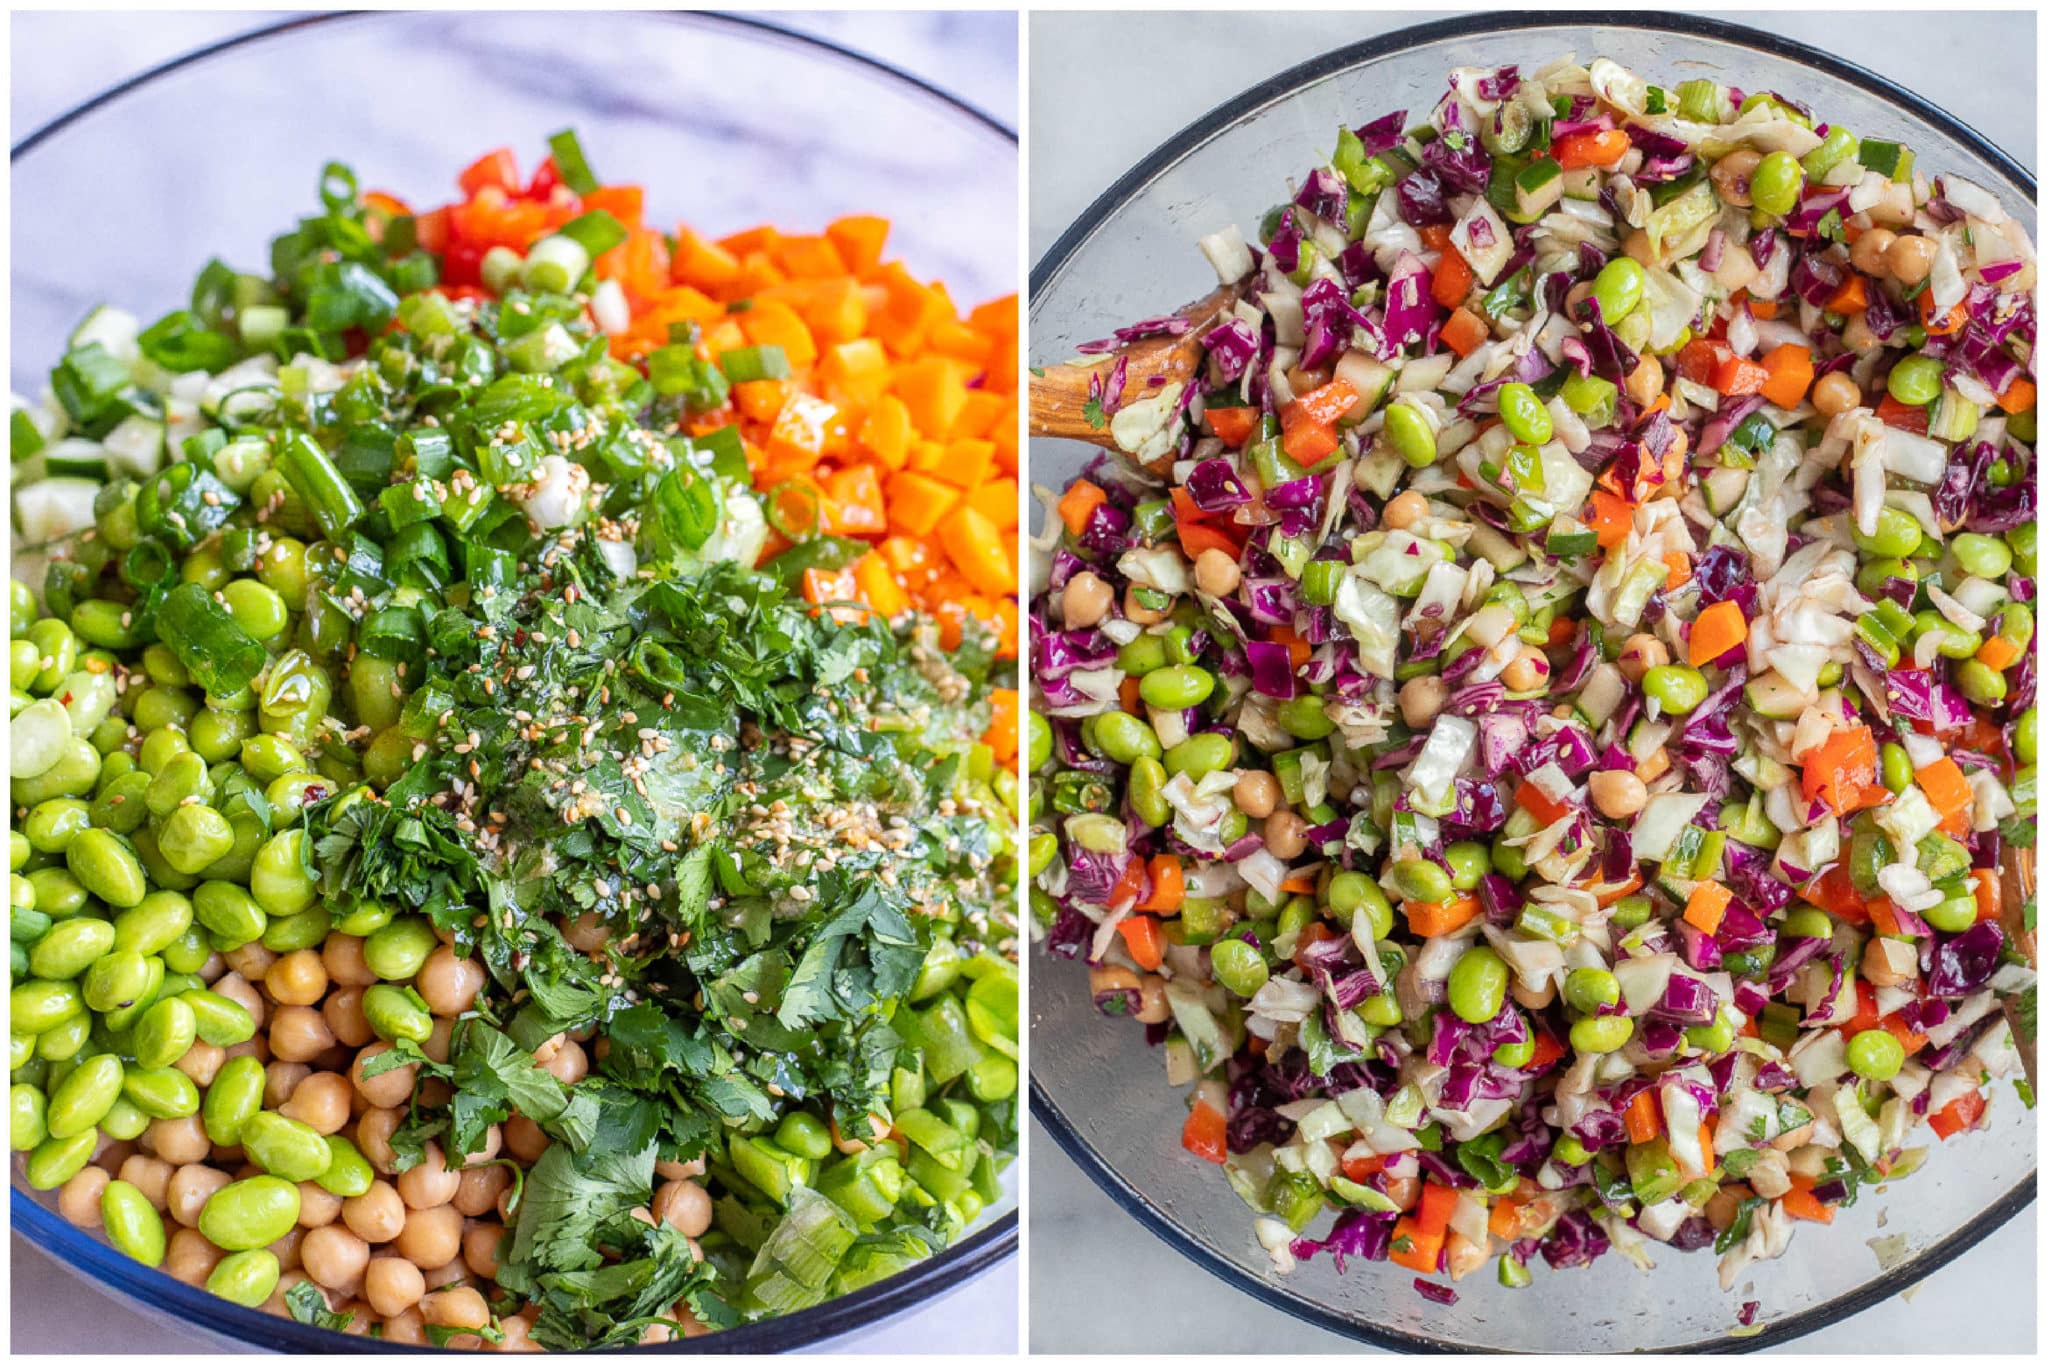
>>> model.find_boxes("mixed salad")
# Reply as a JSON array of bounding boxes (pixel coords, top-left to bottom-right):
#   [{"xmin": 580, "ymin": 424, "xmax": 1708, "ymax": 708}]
[
  {"xmin": 1028, "ymin": 54, "xmax": 2037, "ymax": 1307},
  {"xmin": 11, "ymin": 135, "xmax": 1019, "ymax": 1347}
]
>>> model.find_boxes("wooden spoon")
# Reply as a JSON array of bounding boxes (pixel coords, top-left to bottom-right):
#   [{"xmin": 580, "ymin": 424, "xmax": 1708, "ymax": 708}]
[
  {"xmin": 1026, "ymin": 282, "xmax": 1242, "ymax": 473},
  {"xmin": 2000, "ymin": 844, "xmax": 2037, "ymax": 1086}
]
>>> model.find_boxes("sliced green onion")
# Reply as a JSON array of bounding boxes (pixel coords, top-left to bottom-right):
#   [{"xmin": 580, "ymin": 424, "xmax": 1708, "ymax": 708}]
[{"xmin": 546, "ymin": 128, "xmax": 600, "ymax": 195}]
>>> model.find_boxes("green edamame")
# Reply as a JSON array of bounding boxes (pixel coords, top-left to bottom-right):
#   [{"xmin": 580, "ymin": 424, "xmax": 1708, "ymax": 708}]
[
  {"xmin": 1496, "ymin": 383, "xmax": 1554, "ymax": 445},
  {"xmin": 314, "ymin": 1134, "xmax": 376, "ymax": 1198},
  {"xmin": 1388, "ymin": 858, "xmax": 1452, "ymax": 905},
  {"xmin": 240, "ymin": 1110, "xmax": 335, "ymax": 1182},
  {"xmin": 1847, "ymin": 1027, "xmax": 1905, "ymax": 1080},
  {"xmin": 122, "ymin": 1065, "xmax": 201, "ymax": 1119},
  {"xmin": 64, "ymin": 828, "xmax": 147, "ymax": 908},
  {"xmin": 182, "ymin": 989, "xmax": 258, "ymax": 1047},
  {"xmin": 198, "ymin": 1174, "xmax": 302, "ymax": 1251},
  {"xmin": 203, "ymin": 1053, "xmax": 267, "ymax": 1147},
  {"xmin": 205, "ymin": 1248, "xmax": 282, "ymax": 1307},
  {"xmin": 1569, "ymin": 1014, "xmax": 1634, "ymax": 1054},
  {"xmin": 1137, "ymin": 664, "xmax": 1215, "ymax": 710},
  {"xmin": 1447, "ymin": 945, "xmax": 1509, "ymax": 1024},
  {"xmin": 1642, "ymin": 665, "xmax": 1709, "ymax": 715},
  {"xmin": 101, "ymin": 1179, "xmax": 168, "ymax": 1266},
  {"xmin": 46, "ymin": 1052, "xmax": 125, "ymax": 1138},
  {"xmin": 1384, "ymin": 400, "xmax": 1437, "ymax": 468},
  {"xmin": 1590, "ymin": 257, "xmax": 1645, "ymax": 322},
  {"xmin": 1563, "ymin": 967, "xmax": 1621, "ymax": 1014},
  {"xmin": 362, "ymin": 916, "xmax": 438, "ymax": 981},
  {"xmin": 1210, "ymin": 938, "xmax": 1270, "ymax": 998}
]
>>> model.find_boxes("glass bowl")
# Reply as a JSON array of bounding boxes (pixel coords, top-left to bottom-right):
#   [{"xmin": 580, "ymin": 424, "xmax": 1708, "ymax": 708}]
[
  {"xmin": 10, "ymin": 9, "xmax": 1016, "ymax": 1352},
  {"xmin": 1026, "ymin": 12, "xmax": 2035, "ymax": 1353}
]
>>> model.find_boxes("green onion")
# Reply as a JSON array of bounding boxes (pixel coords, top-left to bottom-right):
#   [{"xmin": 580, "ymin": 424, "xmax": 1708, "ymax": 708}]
[
  {"xmin": 546, "ymin": 129, "xmax": 600, "ymax": 195},
  {"xmin": 555, "ymin": 208, "xmax": 629, "ymax": 258},
  {"xmin": 156, "ymin": 582, "xmax": 266, "ymax": 696},
  {"xmin": 275, "ymin": 430, "xmax": 365, "ymax": 540},
  {"xmin": 719, "ymin": 345, "xmax": 793, "ymax": 384}
]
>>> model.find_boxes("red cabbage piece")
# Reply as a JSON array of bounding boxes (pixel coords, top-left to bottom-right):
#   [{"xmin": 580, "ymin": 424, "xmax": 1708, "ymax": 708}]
[
  {"xmin": 1076, "ymin": 500, "xmax": 1131, "ymax": 556},
  {"xmin": 1204, "ymin": 317, "xmax": 1261, "ymax": 383},
  {"xmin": 1356, "ymin": 110, "xmax": 1408, "ymax": 156},
  {"xmin": 1790, "ymin": 252, "xmax": 1846, "ymax": 308},
  {"xmin": 1422, "ymin": 98, "xmax": 1491, "ymax": 194},
  {"xmin": 1691, "ymin": 544, "xmax": 1755, "ymax": 608},
  {"xmin": 1651, "ymin": 973, "xmax": 1718, "ymax": 1024},
  {"xmin": 1243, "ymin": 577, "xmax": 1297, "ymax": 626},
  {"xmin": 1572, "ymin": 295, "xmax": 1640, "ymax": 382},
  {"xmin": 1475, "ymin": 65, "xmax": 1520, "ymax": 100},
  {"xmin": 1443, "ymin": 779, "xmax": 1511, "ymax": 838},
  {"xmin": 1383, "ymin": 252, "xmax": 1436, "ymax": 350},
  {"xmin": 1266, "ymin": 207, "xmax": 1305, "ymax": 273},
  {"xmin": 1783, "ymin": 187, "xmax": 1850, "ymax": 238},
  {"xmin": 1749, "ymin": 227, "xmax": 1780, "ymax": 269},
  {"xmin": 1035, "ymin": 628, "xmax": 1120, "ymax": 679},
  {"xmin": 1295, "ymin": 167, "xmax": 1350, "ymax": 225},
  {"xmin": 1046, "ymin": 901, "xmax": 1094, "ymax": 960},
  {"xmin": 1884, "ymin": 671, "xmax": 1975, "ymax": 731},
  {"xmin": 1476, "ymin": 871, "xmax": 1524, "ymax": 924},
  {"xmin": 1291, "ymin": 1208, "xmax": 1396, "ymax": 1270},
  {"xmin": 1935, "ymin": 440, "xmax": 1997, "ymax": 528},
  {"xmin": 1245, "ymin": 639, "xmax": 1299, "ymax": 699},
  {"xmin": 1541, "ymin": 1210, "xmax": 1611, "ymax": 1269},
  {"xmin": 1722, "ymin": 842, "xmax": 1793, "ymax": 914},
  {"xmin": 1396, "ymin": 169, "xmax": 1454, "ymax": 226},
  {"xmin": 1301, "ymin": 276, "xmax": 1389, "ymax": 369},
  {"xmin": 1714, "ymin": 900, "xmax": 1773, "ymax": 954},
  {"xmin": 1765, "ymin": 933, "xmax": 1829, "ymax": 992},
  {"xmin": 1675, "ymin": 918, "xmax": 1724, "ymax": 970},
  {"xmin": 1184, "ymin": 457, "xmax": 1253, "ymax": 513},
  {"xmin": 1415, "ymin": 1279, "xmax": 1459, "ymax": 1306},
  {"xmin": 1074, "ymin": 315, "xmax": 1194, "ymax": 356},
  {"xmin": 1927, "ymin": 923, "xmax": 2006, "ymax": 998}
]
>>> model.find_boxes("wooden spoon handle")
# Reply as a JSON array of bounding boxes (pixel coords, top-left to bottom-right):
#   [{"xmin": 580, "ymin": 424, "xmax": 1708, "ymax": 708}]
[
  {"xmin": 1026, "ymin": 282, "xmax": 1245, "ymax": 457},
  {"xmin": 2001, "ymin": 845, "xmax": 2037, "ymax": 1086},
  {"xmin": 1027, "ymin": 360, "xmax": 1120, "ymax": 450}
]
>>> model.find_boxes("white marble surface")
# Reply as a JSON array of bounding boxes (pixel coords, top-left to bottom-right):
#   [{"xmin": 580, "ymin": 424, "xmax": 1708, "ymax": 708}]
[
  {"xmin": 8, "ymin": 10, "xmax": 1016, "ymax": 1356},
  {"xmin": 1028, "ymin": 10, "xmax": 2035, "ymax": 1355}
]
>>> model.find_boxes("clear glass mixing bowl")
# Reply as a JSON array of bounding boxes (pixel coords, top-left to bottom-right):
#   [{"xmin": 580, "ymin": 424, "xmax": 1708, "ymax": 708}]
[
  {"xmin": 1027, "ymin": 13, "xmax": 2035, "ymax": 1352},
  {"xmin": 11, "ymin": 10, "xmax": 1016, "ymax": 1351}
]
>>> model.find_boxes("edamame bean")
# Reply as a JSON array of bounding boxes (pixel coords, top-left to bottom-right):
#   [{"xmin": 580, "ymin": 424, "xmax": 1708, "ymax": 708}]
[
  {"xmin": 199, "ymin": 1175, "xmax": 302, "ymax": 1251},
  {"xmin": 775, "ymin": 1110, "xmax": 834, "ymax": 1161},
  {"xmin": 239, "ymin": 734, "xmax": 306, "ymax": 785},
  {"xmin": 332, "ymin": 898, "xmax": 394, "ymax": 938},
  {"xmin": 99, "ymin": 1178, "xmax": 168, "ymax": 1266},
  {"xmin": 362, "ymin": 916, "xmax": 438, "ymax": 980},
  {"xmin": 205, "ymin": 1248, "xmax": 282, "ymax": 1307},
  {"xmin": 89, "ymin": 771, "xmax": 151, "ymax": 835},
  {"xmin": 14, "ymin": 736, "xmax": 100, "ymax": 802},
  {"xmin": 1846, "ymin": 1027, "xmax": 1905, "ymax": 1080},
  {"xmin": 1641, "ymin": 664, "xmax": 1709, "ymax": 715},
  {"xmin": 1327, "ymin": 871, "xmax": 1394, "ymax": 940},
  {"xmin": 1138, "ymin": 664, "xmax": 1215, "ymax": 710},
  {"xmin": 1092, "ymin": 711, "xmax": 1161, "ymax": 765},
  {"xmin": 362, "ymin": 984, "xmax": 434, "ymax": 1043},
  {"xmin": 259, "ymin": 907, "xmax": 331, "ymax": 954},
  {"xmin": 161, "ymin": 926, "xmax": 211, "ymax": 975},
  {"xmin": 314, "ymin": 1134, "xmax": 376, "ymax": 1198},
  {"xmin": 1569, "ymin": 1014, "xmax": 1634, "ymax": 1054},
  {"xmin": 1064, "ymin": 814, "xmax": 1125, "ymax": 855},
  {"xmin": 158, "ymin": 805, "xmax": 234, "ymax": 877},
  {"xmin": 1591, "ymin": 257, "xmax": 1645, "ymax": 322},
  {"xmin": 1443, "ymin": 841, "xmax": 1492, "ymax": 892},
  {"xmin": 133, "ymin": 997, "xmax": 198, "ymax": 1070},
  {"xmin": 1563, "ymin": 967, "xmax": 1621, "ymax": 1014},
  {"xmin": 1921, "ymin": 889, "xmax": 1979, "ymax": 934},
  {"xmin": 1276, "ymin": 696, "xmax": 1336, "ymax": 740},
  {"xmin": 26, "ymin": 866, "xmax": 90, "ymax": 918},
  {"xmin": 23, "ymin": 798, "xmax": 91, "ymax": 854},
  {"xmin": 1115, "ymin": 634, "xmax": 1168, "ymax": 677},
  {"xmin": 11, "ymin": 978, "xmax": 84, "ymax": 1034},
  {"xmin": 1127, "ymin": 757, "xmax": 1171, "ymax": 828},
  {"xmin": 1447, "ymin": 945, "xmax": 1509, "ymax": 1024},
  {"xmin": 2016, "ymin": 708, "xmax": 2038, "ymax": 766},
  {"xmin": 249, "ymin": 829, "xmax": 315, "ymax": 916},
  {"xmin": 65, "ymin": 829, "xmax": 146, "ymax": 909},
  {"xmin": 1886, "ymin": 354, "xmax": 1945, "ymax": 407},
  {"xmin": 98, "ymin": 1095, "xmax": 151, "ymax": 1141},
  {"xmin": 1779, "ymin": 907, "xmax": 1834, "ymax": 940},
  {"xmin": 11, "ymin": 699, "xmax": 73, "ymax": 780},
  {"xmin": 1951, "ymin": 531, "xmax": 2013, "ymax": 580},
  {"xmin": 240, "ymin": 1110, "xmax": 334, "ymax": 1182},
  {"xmin": 202, "ymin": 1053, "xmax": 267, "ymax": 1147},
  {"xmin": 182, "ymin": 989, "xmax": 257, "ymax": 1047},
  {"xmin": 1496, "ymin": 383, "xmax": 1554, "ymax": 445},
  {"xmin": 121, "ymin": 1065, "xmax": 199, "ymax": 1119},
  {"xmin": 1954, "ymin": 659, "xmax": 2007, "ymax": 706},
  {"xmin": 71, "ymin": 599, "xmax": 143, "ymax": 650},
  {"xmin": 23, "ymin": 1130, "xmax": 98, "ymax": 1189},
  {"xmin": 1163, "ymin": 733, "xmax": 1234, "ymax": 780},
  {"xmin": 11, "ymin": 1083, "xmax": 48, "ymax": 1150},
  {"xmin": 46, "ymin": 1053, "xmax": 125, "ymax": 1138},
  {"xmin": 113, "ymin": 890, "xmax": 193, "ymax": 956},
  {"xmin": 1388, "ymin": 858, "xmax": 1452, "ymax": 904},
  {"xmin": 1749, "ymin": 151, "xmax": 1805, "ymax": 216},
  {"xmin": 1384, "ymin": 401, "xmax": 1437, "ymax": 468},
  {"xmin": 192, "ymin": 881, "xmax": 266, "ymax": 946},
  {"xmin": 1852, "ymin": 505, "xmax": 1925, "ymax": 559},
  {"xmin": 1878, "ymin": 742, "xmax": 1914, "ymax": 795},
  {"xmin": 81, "ymin": 949, "xmax": 152, "ymax": 1013},
  {"xmin": 220, "ymin": 578, "xmax": 289, "ymax": 640},
  {"xmin": 1493, "ymin": 1035, "xmax": 1536, "ymax": 1068},
  {"xmin": 27, "ymin": 917, "xmax": 115, "ymax": 981},
  {"xmin": 1210, "ymin": 938, "xmax": 1270, "ymax": 998}
]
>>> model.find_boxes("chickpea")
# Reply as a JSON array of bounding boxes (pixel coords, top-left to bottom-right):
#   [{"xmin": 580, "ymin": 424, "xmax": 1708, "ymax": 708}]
[
  {"xmin": 1512, "ymin": 976, "xmax": 1557, "ymax": 1010},
  {"xmin": 397, "ymin": 1143, "xmax": 462, "ymax": 1210},
  {"xmin": 1382, "ymin": 489, "xmax": 1428, "ymax": 531},
  {"xmin": 656, "ymin": 1156, "xmax": 708, "ymax": 1181},
  {"xmin": 92, "ymin": 1137, "xmax": 135, "ymax": 1173},
  {"xmin": 1192, "ymin": 547, "xmax": 1241, "ymax": 597},
  {"xmin": 1061, "ymin": 570, "xmax": 1113, "ymax": 629},
  {"xmin": 503, "ymin": 1116, "xmax": 551, "ymax": 1163},
  {"xmin": 321, "ymin": 933, "xmax": 377, "ymax": 988},
  {"xmin": 1841, "ymin": 312, "xmax": 1879, "ymax": 355},
  {"xmin": 166, "ymin": 1226, "xmax": 224, "ymax": 1286},
  {"xmin": 395, "ymin": 1203, "xmax": 464, "ymax": 1269},
  {"xmin": 652, "ymin": 1178, "xmax": 714, "ymax": 1237},
  {"xmin": 352, "ymin": 1043, "xmax": 418, "ymax": 1109},
  {"xmin": 167, "ymin": 1162, "xmax": 233, "ymax": 1226},
  {"xmin": 423, "ymin": 1257, "xmax": 471, "ymax": 1292},
  {"xmin": 148, "ymin": 1115, "xmax": 211, "ymax": 1165},
  {"xmin": 1623, "ymin": 354, "xmax": 1665, "ymax": 408},
  {"xmin": 269, "ymin": 1225, "xmax": 306, "ymax": 1272},
  {"xmin": 1232, "ymin": 769, "xmax": 1279, "ymax": 819},
  {"xmin": 1710, "ymin": 148, "xmax": 1762, "ymax": 207},
  {"xmin": 1850, "ymin": 226, "xmax": 1897, "ymax": 277},
  {"xmin": 1500, "ymin": 645, "xmax": 1550, "ymax": 693},
  {"xmin": 1616, "ymin": 633, "xmax": 1670, "ymax": 683},
  {"xmin": 302, "ymin": 1224, "xmax": 372, "ymax": 1292},
  {"xmin": 490, "ymin": 1313, "xmax": 538, "ymax": 1353},
  {"xmin": 1399, "ymin": 674, "xmax": 1445, "ymax": 728},
  {"xmin": 212, "ymin": 971, "xmax": 267, "ymax": 1030},
  {"xmin": 1088, "ymin": 964, "xmax": 1140, "ymax": 1000},
  {"xmin": 277, "ymin": 1071, "xmax": 351, "ymax": 1135},
  {"xmin": 1705, "ymin": 1183, "xmax": 1753, "ymax": 1232},
  {"xmin": 298, "ymin": 1180, "xmax": 344, "ymax": 1228},
  {"xmin": 462, "ymin": 1221, "xmax": 505, "ymax": 1279},
  {"xmin": 383, "ymin": 1307, "xmax": 428, "ymax": 1346},
  {"xmin": 540, "ymin": 1038, "xmax": 588, "ymax": 1086},
  {"xmin": 173, "ymin": 1038, "xmax": 226, "ymax": 1088},
  {"xmin": 269, "ymin": 1006, "xmax": 335, "ymax": 1063},
  {"xmin": 225, "ymin": 941, "xmax": 278, "ymax": 981},
  {"xmin": 1122, "ymin": 583, "xmax": 1168, "ymax": 626},
  {"xmin": 453, "ymin": 1163, "xmax": 511, "ymax": 1217},
  {"xmin": 417, "ymin": 946, "xmax": 484, "ymax": 1016},
  {"xmin": 365, "ymin": 1256, "xmax": 427, "ymax": 1317},
  {"xmin": 421, "ymin": 1017, "xmax": 455, "ymax": 1066},
  {"xmin": 322, "ymin": 988, "xmax": 374, "ymax": 1048},
  {"xmin": 355, "ymin": 1108, "xmax": 405, "ymax": 1177},
  {"xmin": 265, "ymin": 949, "xmax": 328, "ymax": 1007},
  {"xmin": 117, "ymin": 1153, "xmax": 174, "ymax": 1211},
  {"xmin": 1264, "ymin": 809, "xmax": 1307, "ymax": 860},
  {"xmin": 1588, "ymin": 769, "xmax": 1649, "ymax": 819},
  {"xmin": 1135, "ymin": 975, "xmax": 1171, "ymax": 1025},
  {"xmin": 197, "ymin": 951, "xmax": 227, "ymax": 984},
  {"xmin": 1811, "ymin": 371, "xmax": 1862, "ymax": 417},
  {"xmin": 561, "ymin": 911, "xmax": 611, "ymax": 953},
  {"xmin": 1885, "ymin": 233, "xmax": 1936, "ymax": 286},
  {"xmin": 264, "ymin": 1060, "xmax": 311, "ymax": 1108},
  {"xmin": 57, "ymin": 1166, "xmax": 111, "ymax": 1227}
]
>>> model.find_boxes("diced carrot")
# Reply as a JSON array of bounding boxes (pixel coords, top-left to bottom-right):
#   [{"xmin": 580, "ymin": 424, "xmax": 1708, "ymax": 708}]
[
  {"xmin": 1416, "ymin": 1181, "xmax": 1459, "ymax": 1238},
  {"xmin": 951, "ymin": 388, "xmax": 1007, "ymax": 441},
  {"xmin": 1293, "ymin": 378, "xmax": 1359, "ymax": 428},
  {"xmin": 1344, "ymin": 1153, "xmax": 1387, "ymax": 1183},
  {"xmin": 1417, "ymin": 224, "xmax": 1454, "ymax": 251},
  {"xmin": 582, "ymin": 185, "xmax": 644, "ymax": 229},
  {"xmin": 1122, "ymin": 914, "xmax": 1167, "ymax": 973},
  {"xmin": 458, "ymin": 148, "xmax": 520, "ymax": 196},
  {"xmin": 1404, "ymin": 896, "xmax": 1482, "ymax": 938},
  {"xmin": 1780, "ymin": 1175, "xmax": 1834, "ymax": 1223},
  {"xmin": 1056, "ymin": 478, "xmax": 1108, "ymax": 537},
  {"xmin": 1663, "ymin": 552, "xmax": 1692, "ymax": 592},
  {"xmin": 1915, "ymin": 757, "xmax": 1974, "ymax": 823},
  {"xmin": 1746, "ymin": 295, "xmax": 1779, "ymax": 321},
  {"xmin": 1799, "ymin": 724, "xmax": 1878, "ymax": 816},
  {"xmin": 1757, "ymin": 344, "xmax": 1815, "ymax": 408},
  {"xmin": 1683, "ymin": 881, "xmax": 1733, "ymax": 936},
  {"xmin": 1177, "ymin": 520, "xmax": 1241, "ymax": 561},
  {"xmin": 1976, "ymin": 634, "xmax": 2021, "ymax": 671},
  {"xmin": 764, "ymin": 393, "xmax": 838, "ymax": 471},
  {"xmin": 1689, "ymin": 599, "xmax": 1749, "ymax": 667},
  {"xmin": 857, "ymin": 393, "xmax": 914, "ymax": 470},
  {"xmin": 1268, "ymin": 624, "xmax": 1312, "ymax": 669},
  {"xmin": 1587, "ymin": 488, "xmax": 1635, "ymax": 550},
  {"xmin": 1514, "ymin": 779, "xmax": 1570, "ymax": 826},
  {"xmin": 887, "ymin": 470, "xmax": 960, "ymax": 537},
  {"xmin": 734, "ymin": 378, "xmax": 794, "ymax": 423},
  {"xmin": 1928, "ymin": 1089, "xmax": 1987, "ymax": 1139},
  {"xmin": 671, "ymin": 227, "xmax": 742, "ymax": 291},
  {"xmin": 1996, "ymin": 376, "xmax": 2037, "ymax": 414},
  {"xmin": 1431, "ymin": 249, "xmax": 1475, "ymax": 309},
  {"xmin": 1440, "ymin": 307, "xmax": 1488, "ymax": 358},
  {"xmin": 894, "ymin": 357, "xmax": 970, "ymax": 437},
  {"xmin": 1137, "ymin": 854, "xmax": 1185, "ymax": 914},
  {"xmin": 1879, "ymin": 1013, "xmax": 1928, "ymax": 1057},
  {"xmin": 1920, "ymin": 290, "xmax": 1969, "ymax": 336},
  {"xmin": 1181, "ymin": 1097, "xmax": 1227, "ymax": 1163},
  {"xmin": 854, "ymin": 551, "xmax": 910, "ymax": 618},
  {"xmin": 1698, "ymin": 1121, "xmax": 1716, "ymax": 1172},
  {"xmin": 1973, "ymin": 869, "xmax": 2001, "ymax": 923},
  {"xmin": 983, "ymin": 686, "xmax": 1019, "ymax": 767},
  {"xmin": 1712, "ymin": 355, "xmax": 1770, "ymax": 397},
  {"xmin": 774, "ymin": 233, "xmax": 847, "ymax": 279},
  {"xmin": 1824, "ymin": 275, "xmax": 1868, "ymax": 315},
  {"xmin": 1553, "ymin": 128, "xmax": 1631, "ymax": 169},
  {"xmin": 825, "ymin": 215, "xmax": 890, "ymax": 276},
  {"xmin": 740, "ymin": 298, "xmax": 818, "ymax": 368},
  {"xmin": 1388, "ymin": 1215, "xmax": 1444, "ymax": 1274},
  {"xmin": 1207, "ymin": 406, "xmax": 1258, "ymax": 447},
  {"xmin": 823, "ymin": 464, "xmax": 887, "ymax": 536},
  {"xmin": 968, "ymin": 478, "xmax": 1019, "ymax": 532},
  {"xmin": 937, "ymin": 506, "xmax": 1015, "ymax": 596},
  {"xmin": 1624, "ymin": 1090, "xmax": 1662, "ymax": 1144}
]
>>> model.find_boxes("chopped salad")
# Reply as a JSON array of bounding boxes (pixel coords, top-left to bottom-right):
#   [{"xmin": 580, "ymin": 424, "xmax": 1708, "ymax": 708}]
[
  {"xmin": 11, "ymin": 134, "xmax": 1019, "ymax": 1346},
  {"xmin": 1028, "ymin": 54, "xmax": 2037, "ymax": 1303}
]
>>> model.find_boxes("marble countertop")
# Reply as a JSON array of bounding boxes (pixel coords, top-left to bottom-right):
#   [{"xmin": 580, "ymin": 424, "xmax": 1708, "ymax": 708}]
[
  {"xmin": 1028, "ymin": 9, "xmax": 2035, "ymax": 1355},
  {"xmin": 8, "ymin": 10, "xmax": 1016, "ymax": 1356}
]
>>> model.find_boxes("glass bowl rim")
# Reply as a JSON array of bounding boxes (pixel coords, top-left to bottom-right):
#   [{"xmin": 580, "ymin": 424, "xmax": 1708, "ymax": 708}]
[
  {"xmin": 10, "ymin": 7, "xmax": 1016, "ymax": 1354},
  {"xmin": 1027, "ymin": 8, "xmax": 2036, "ymax": 1354}
]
